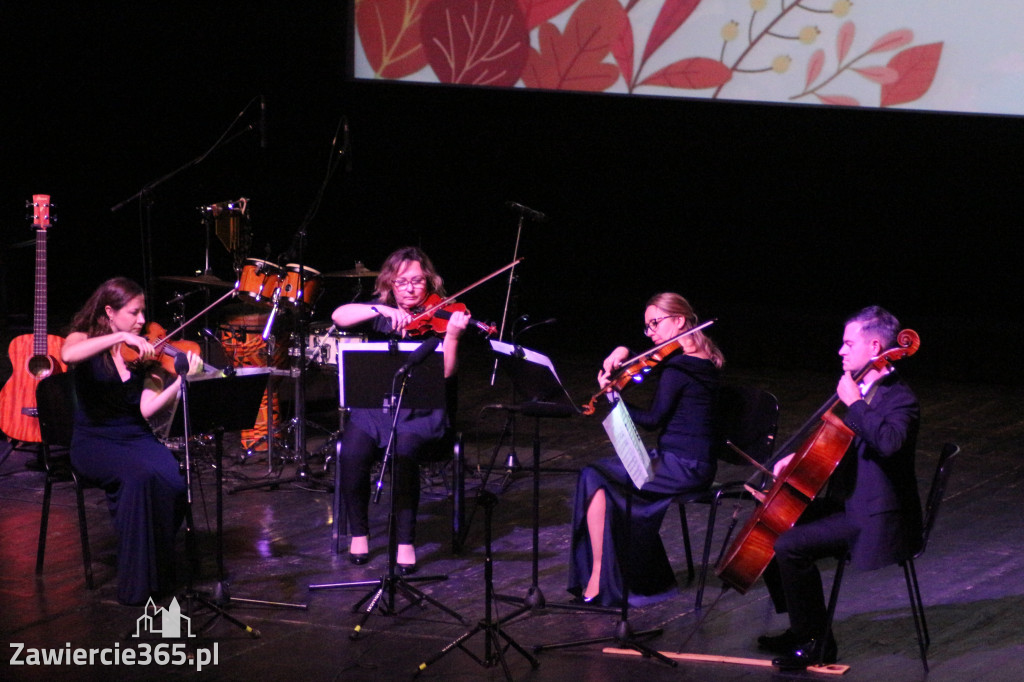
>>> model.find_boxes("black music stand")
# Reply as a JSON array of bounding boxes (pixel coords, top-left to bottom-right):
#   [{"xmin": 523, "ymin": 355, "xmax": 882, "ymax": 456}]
[
  {"xmin": 482, "ymin": 341, "xmax": 578, "ymax": 611},
  {"xmin": 308, "ymin": 343, "xmax": 467, "ymax": 636},
  {"xmin": 172, "ymin": 367, "xmax": 307, "ymax": 636}
]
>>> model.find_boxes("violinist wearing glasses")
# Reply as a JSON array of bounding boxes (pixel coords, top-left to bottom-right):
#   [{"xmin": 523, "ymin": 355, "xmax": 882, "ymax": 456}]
[
  {"xmin": 331, "ymin": 246, "xmax": 469, "ymax": 573},
  {"xmin": 568, "ymin": 293, "xmax": 724, "ymax": 606}
]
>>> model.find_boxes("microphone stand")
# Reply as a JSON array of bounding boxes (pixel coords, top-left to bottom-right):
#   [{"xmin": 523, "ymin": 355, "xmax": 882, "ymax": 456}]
[{"xmin": 110, "ymin": 96, "xmax": 261, "ymax": 309}]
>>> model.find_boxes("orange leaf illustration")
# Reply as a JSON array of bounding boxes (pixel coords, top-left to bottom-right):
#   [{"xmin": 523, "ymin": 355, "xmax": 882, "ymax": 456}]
[
  {"xmin": 357, "ymin": 0, "xmax": 430, "ymax": 79},
  {"xmin": 853, "ymin": 66, "xmax": 899, "ymax": 85},
  {"xmin": 639, "ymin": 57, "xmax": 731, "ymax": 90},
  {"xmin": 642, "ymin": 0, "xmax": 702, "ymax": 65},
  {"xmin": 816, "ymin": 93, "xmax": 860, "ymax": 107},
  {"xmin": 517, "ymin": 0, "xmax": 577, "ymax": 30},
  {"xmin": 521, "ymin": 0, "xmax": 625, "ymax": 91},
  {"xmin": 880, "ymin": 42, "xmax": 943, "ymax": 107},
  {"xmin": 421, "ymin": 0, "xmax": 530, "ymax": 86}
]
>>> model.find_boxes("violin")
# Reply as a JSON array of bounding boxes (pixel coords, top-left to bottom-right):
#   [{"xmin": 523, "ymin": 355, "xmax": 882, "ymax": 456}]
[
  {"xmin": 119, "ymin": 321, "xmax": 211, "ymax": 375},
  {"xmin": 581, "ymin": 319, "xmax": 716, "ymax": 416},
  {"xmin": 406, "ymin": 293, "xmax": 497, "ymax": 337},
  {"xmin": 715, "ymin": 329, "xmax": 921, "ymax": 594}
]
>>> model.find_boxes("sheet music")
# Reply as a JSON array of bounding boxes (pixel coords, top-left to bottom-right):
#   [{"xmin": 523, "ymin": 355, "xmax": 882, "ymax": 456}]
[
  {"xmin": 490, "ymin": 340, "xmax": 563, "ymax": 384},
  {"xmin": 602, "ymin": 399, "xmax": 653, "ymax": 489}
]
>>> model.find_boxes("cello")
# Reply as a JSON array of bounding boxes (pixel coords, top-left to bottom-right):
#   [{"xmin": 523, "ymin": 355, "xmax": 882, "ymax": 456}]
[{"xmin": 715, "ymin": 329, "xmax": 920, "ymax": 594}]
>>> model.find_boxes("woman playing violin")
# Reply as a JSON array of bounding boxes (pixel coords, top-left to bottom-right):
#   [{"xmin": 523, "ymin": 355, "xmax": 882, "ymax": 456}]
[
  {"xmin": 331, "ymin": 246, "xmax": 469, "ymax": 572},
  {"xmin": 568, "ymin": 292, "xmax": 724, "ymax": 606},
  {"xmin": 60, "ymin": 277, "xmax": 204, "ymax": 605}
]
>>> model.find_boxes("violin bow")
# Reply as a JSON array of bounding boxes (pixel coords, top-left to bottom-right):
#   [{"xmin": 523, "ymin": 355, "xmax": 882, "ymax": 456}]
[{"xmin": 407, "ymin": 258, "xmax": 523, "ymax": 326}]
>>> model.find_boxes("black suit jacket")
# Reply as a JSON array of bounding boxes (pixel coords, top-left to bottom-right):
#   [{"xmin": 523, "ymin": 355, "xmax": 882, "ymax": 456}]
[{"xmin": 837, "ymin": 371, "xmax": 922, "ymax": 570}]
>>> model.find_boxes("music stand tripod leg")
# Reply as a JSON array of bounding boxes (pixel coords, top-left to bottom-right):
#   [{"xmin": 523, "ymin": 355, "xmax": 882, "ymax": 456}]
[{"xmin": 415, "ymin": 491, "xmax": 538, "ymax": 680}]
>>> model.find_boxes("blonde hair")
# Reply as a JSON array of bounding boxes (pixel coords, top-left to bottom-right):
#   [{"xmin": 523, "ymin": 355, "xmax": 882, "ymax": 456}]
[
  {"xmin": 373, "ymin": 246, "xmax": 445, "ymax": 306},
  {"xmin": 646, "ymin": 292, "xmax": 724, "ymax": 369}
]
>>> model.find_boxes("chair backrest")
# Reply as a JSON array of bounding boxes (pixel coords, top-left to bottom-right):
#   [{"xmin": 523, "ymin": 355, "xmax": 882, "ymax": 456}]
[
  {"xmin": 918, "ymin": 442, "xmax": 960, "ymax": 557},
  {"xmin": 713, "ymin": 384, "xmax": 780, "ymax": 466},
  {"xmin": 35, "ymin": 372, "xmax": 75, "ymax": 449}
]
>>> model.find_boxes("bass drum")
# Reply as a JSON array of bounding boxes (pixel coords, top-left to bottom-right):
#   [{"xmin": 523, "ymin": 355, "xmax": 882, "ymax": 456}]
[{"xmin": 306, "ymin": 327, "xmax": 365, "ymax": 366}]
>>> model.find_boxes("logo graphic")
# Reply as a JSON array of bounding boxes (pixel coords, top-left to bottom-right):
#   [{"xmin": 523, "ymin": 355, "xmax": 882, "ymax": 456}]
[{"xmin": 133, "ymin": 597, "xmax": 194, "ymax": 639}]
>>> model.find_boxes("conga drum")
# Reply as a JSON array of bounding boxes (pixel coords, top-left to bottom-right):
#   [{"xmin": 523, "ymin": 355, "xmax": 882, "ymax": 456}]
[{"xmin": 218, "ymin": 307, "xmax": 287, "ymax": 451}]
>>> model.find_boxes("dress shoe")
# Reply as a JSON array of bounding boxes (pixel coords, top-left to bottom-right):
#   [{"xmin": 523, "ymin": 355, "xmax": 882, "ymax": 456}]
[
  {"xmin": 397, "ymin": 562, "xmax": 418, "ymax": 576},
  {"xmin": 348, "ymin": 552, "xmax": 369, "ymax": 566},
  {"xmin": 757, "ymin": 629, "xmax": 801, "ymax": 654},
  {"xmin": 771, "ymin": 635, "xmax": 838, "ymax": 670}
]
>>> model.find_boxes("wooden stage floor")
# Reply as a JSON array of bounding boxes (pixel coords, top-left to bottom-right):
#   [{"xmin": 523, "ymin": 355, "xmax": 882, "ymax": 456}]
[{"xmin": 1, "ymin": 349, "xmax": 1022, "ymax": 681}]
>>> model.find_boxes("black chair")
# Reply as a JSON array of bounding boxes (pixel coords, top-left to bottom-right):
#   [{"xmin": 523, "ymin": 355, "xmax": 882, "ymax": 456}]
[
  {"xmin": 34, "ymin": 371, "xmax": 100, "ymax": 590},
  {"xmin": 675, "ymin": 384, "xmax": 780, "ymax": 609},
  {"xmin": 822, "ymin": 442, "xmax": 961, "ymax": 672}
]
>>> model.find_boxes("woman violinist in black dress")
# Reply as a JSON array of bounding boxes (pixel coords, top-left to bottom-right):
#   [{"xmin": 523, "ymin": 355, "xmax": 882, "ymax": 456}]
[
  {"xmin": 331, "ymin": 247, "xmax": 469, "ymax": 573},
  {"xmin": 568, "ymin": 292, "xmax": 724, "ymax": 607},
  {"xmin": 61, "ymin": 277, "xmax": 204, "ymax": 605}
]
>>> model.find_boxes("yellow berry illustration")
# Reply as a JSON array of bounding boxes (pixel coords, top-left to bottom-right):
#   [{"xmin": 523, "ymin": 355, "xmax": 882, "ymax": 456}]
[
  {"xmin": 832, "ymin": 0, "xmax": 852, "ymax": 17},
  {"xmin": 799, "ymin": 26, "xmax": 820, "ymax": 45},
  {"xmin": 750, "ymin": 0, "xmax": 767, "ymax": 11},
  {"xmin": 721, "ymin": 21, "xmax": 739, "ymax": 42},
  {"xmin": 772, "ymin": 55, "xmax": 792, "ymax": 74}
]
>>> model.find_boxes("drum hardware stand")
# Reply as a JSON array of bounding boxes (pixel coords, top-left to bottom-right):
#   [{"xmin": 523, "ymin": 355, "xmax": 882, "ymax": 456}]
[
  {"xmin": 309, "ymin": 339, "xmax": 467, "ymax": 636},
  {"xmin": 414, "ymin": 490, "xmax": 539, "ymax": 680},
  {"xmin": 111, "ymin": 96, "xmax": 262, "ymax": 309},
  {"xmin": 173, "ymin": 357, "xmax": 307, "ymax": 637}
]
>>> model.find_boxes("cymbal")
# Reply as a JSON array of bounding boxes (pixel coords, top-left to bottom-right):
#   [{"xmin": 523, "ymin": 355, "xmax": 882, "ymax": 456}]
[
  {"xmin": 323, "ymin": 265, "xmax": 380, "ymax": 278},
  {"xmin": 159, "ymin": 273, "xmax": 235, "ymax": 288}
]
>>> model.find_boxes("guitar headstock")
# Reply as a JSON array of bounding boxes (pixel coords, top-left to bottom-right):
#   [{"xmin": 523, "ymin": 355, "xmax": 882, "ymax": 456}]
[{"xmin": 27, "ymin": 194, "xmax": 53, "ymax": 230}]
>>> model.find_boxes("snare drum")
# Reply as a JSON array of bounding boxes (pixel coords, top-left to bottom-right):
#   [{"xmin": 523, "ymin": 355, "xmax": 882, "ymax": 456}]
[
  {"xmin": 237, "ymin": 258, "xmax": 283, "ymax": 304},
  {"xmin": 281, "ymin": 263, "xmax": 321, "ymax": 307},
  {"xmin": 307, "ymin": 329, "xmax": 365, "ymax": 366}
]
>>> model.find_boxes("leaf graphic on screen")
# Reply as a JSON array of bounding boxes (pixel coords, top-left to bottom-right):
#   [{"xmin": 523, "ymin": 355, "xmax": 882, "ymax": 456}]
[
  {"xmin": 521, "ymin": 0, "xmax": 625, "ymax": 91},
  {"xmin": 639, "ymin": 57, "xmax": 731, "ymax": 89},
  {"xmin": 867, "ymin": 29, "xmax": 913, "ymax": 55},
  {"xmin": 642, "ymin": 0, "xmax": 702, "ymax": 65},
  {"xmin": 421, "ymin": 0, "xmax": 530, "ymax": 86},
  {"xmin": 816, "ymin": 94, "xmax": 860, "ymax": 107},
  {"xmin": 611, "ymin": 12, "xmax": 635, "ymax": 87},
  {"xmin": 518, "ymin": 0, "xmax": 578, "ymax": 30},
  {"xmin": 853, "ymin": 66, "xmax": 898, "ymax": 85},
  {"xmin": 880, "ymin": 42, "xmax": 943, "ymax": 107},
  {"xmin": 836, "ymin": 21, "xmax": 855, "ymax": 63},
  {"xmin": 357, "ymin": 0, "xmax": 430, "ymax": 79},
  {"xmin": 806, "ymin": 49, "xmax": 824, "ymax": 89}
]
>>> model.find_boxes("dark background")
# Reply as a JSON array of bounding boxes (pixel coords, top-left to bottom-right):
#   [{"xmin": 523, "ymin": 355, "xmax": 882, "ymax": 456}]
[{"xmin": 5, "ymin": 3, "xmax": 1021, "ymax": 385}]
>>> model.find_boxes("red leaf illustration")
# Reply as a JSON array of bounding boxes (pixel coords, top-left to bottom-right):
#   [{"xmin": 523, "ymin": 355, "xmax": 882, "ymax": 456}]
[
  {"xmin": 815, "ymin": 93, "xmax": 860, "ymax": 107},
  {"xmin": 880, "ymin": 42, "xmax": 943, "ymax": 107},
  {"xmin": 357, "ymin": 0, "xmax": 430, "ymax": 79},
  {"xmin": 517, "ymin": 0, "xmax": 577, "ymax": 30},
  {"xmin": 639, "ymin": 57, "xmax": 731, "ymax": 89},
  {"xmin": 642, "ymin": 0, "xmax": 702, "ymax": 65},
  {"xmin": 836, "ymin": 21, "xmax": 855, "ymax": 63},
  {"xmin": 853, "ymin": 66, "xmax": 899, "ymax": 85},
  {"xmin": 867, "ymin": 29, "xmax": 913, "ymax": 55},
  {"xmin": 421, "ymin": 0, "xmax": 531, "ymax": 86},
  {"xmin": 805, "ymin": 49, "xmax": 824, "ymax": 89},
  {"xmin": 611, "ymin": 10, "xmax": 635, "ymax": 86},
  {"xmin": 521, "ymin": 0, "xmax": 624, "ymax": 92}
]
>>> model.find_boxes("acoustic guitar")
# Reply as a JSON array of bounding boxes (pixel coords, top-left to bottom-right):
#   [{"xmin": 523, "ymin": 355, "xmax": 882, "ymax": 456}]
[{"xmin": 0, "ymin": 195, "xmax": 67, "ymax": 442}]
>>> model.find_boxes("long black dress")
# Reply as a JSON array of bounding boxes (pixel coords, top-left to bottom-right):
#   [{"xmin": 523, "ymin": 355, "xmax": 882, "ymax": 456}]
[
  {"xmin": 568, "ymin": 352, "xmax": 719, "ymax": 607},
  {"xmin": 69, "ymin": 354, "xmax": 187, "ymax": 606}
]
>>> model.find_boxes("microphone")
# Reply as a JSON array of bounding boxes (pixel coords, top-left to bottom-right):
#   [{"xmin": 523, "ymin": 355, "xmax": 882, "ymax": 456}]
[
  {"xmin": 506, "ymin": 201, "xmax": 547, "ymax": 222},
  {"xmin": 395, "ymin": 337, "xmax": 440, "ymax": 377},
  {"xmin": 259, "ymin": 95, "xmax": 267, "ymax": 149},
  {"xmin": 165, "ymin": 290, "xmax": 199, "ymax": 306},
  {"xmin": 262, "ymin": 288, "xmax": 280, "ymax": 341},
  {"xmin": 174, "ymin": 350, "xmax": 191, "ymax": 376}
]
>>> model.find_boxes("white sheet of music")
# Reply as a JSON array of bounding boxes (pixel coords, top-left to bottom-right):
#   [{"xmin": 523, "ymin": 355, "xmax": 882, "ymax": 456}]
[{"xmin": 602, "ymin": 399, "xmax": 653, "ymax": 490}]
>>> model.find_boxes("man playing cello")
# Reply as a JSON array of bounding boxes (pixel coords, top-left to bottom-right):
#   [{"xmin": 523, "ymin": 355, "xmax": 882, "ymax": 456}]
[{"xmin": 758, "ymin": 305, "xmax": 922, "ymax": 668}]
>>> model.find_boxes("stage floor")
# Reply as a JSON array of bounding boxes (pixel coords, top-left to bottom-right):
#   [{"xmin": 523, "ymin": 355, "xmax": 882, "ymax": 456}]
[{"xmin": 1, "ymin": 350, "xmax": 1021, "ymax": 681}]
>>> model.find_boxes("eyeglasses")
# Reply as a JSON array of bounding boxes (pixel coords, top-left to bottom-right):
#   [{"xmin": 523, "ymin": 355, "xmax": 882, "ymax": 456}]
[
  {"xmin": 644, "ymin": 315, "xmax": 678, "ymax": 335},
  {"xmin": 393, "ymin": 276, "xmax": 427, "ymax": 289}
]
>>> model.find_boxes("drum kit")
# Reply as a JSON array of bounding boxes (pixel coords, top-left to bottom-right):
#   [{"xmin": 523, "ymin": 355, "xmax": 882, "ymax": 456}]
[{"xmin": 158, "ymin": 200, "xmax": 379, "ymax": 468}]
